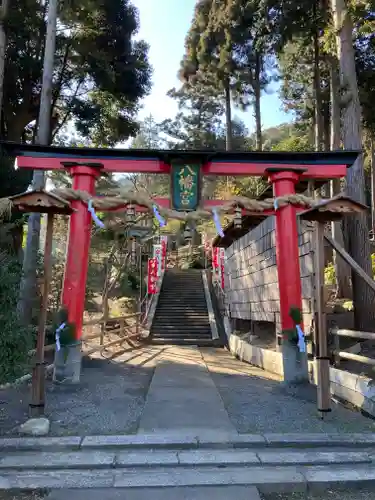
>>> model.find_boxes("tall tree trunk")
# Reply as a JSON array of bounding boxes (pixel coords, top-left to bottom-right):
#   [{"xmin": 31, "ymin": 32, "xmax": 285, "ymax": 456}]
[
  {"xmin": 18, "ymin": 0, "xmax": 58, "ymax": 325},
  {"xmin": 331, "ymin": 0, "xmax": 375, "ymax": 330},
  {"xmin": 224, "ymin": 79, "xmax": 232, "ymax": 151},
  {"xmin": 371, "ymin": 136, "xmax": 375, "ymax": 239},
  {"xmin": 313, "ymin": 4, "xmax": 323, "ymax": 153},
  {"xmin": 224, "ymin": 78, "xmax": 232, "ymax": 194},
  {"xmin": 0, "ymin": 0, "xmax": 8, "ymax": 135},
  {"xmin": 254, "ymin": 53, "xmax": 262, "ymax": 151},
  {"xmin": 330, "ymin": 56, "xmax": 352, "ymax": 298}
]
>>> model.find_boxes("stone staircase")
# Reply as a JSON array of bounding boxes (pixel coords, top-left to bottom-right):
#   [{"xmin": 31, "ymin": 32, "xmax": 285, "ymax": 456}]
[
  {"xmin": 150, "ymin": 269, "xmax": 218, "ymax": 346},
  {"xmin": 2, "ymin": 433, "xmax": 375, "ymax": 496}
]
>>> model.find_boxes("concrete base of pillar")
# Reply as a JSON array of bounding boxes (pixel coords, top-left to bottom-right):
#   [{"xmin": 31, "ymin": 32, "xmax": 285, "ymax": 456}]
[
  {"xmin": 53, "ymin": 343, "xmax": 82, "ymax": 384},
  {"xmin": 281, "ymin": 341, "xmax": 309, "ymax": 385}
]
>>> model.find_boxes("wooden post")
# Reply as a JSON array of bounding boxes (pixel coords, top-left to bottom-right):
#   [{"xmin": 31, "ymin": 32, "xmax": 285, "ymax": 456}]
[
  {"xmin": 307, "ymin": 180, "xmax": 316, "ymax": 357},
  {"xmin": 314, "ymin": 220, "xmax": 331, "ymax": 418},
  {"xmin": 119, "ymin": 318, "xmax": 125, "ymax": 336},
  {"xmin": 136, "ymin": 315, "xmax": 140, "ymax": 337},
  {"xmin": 30, "ymin": 213, "xmax": 54, "ymax": 417}
]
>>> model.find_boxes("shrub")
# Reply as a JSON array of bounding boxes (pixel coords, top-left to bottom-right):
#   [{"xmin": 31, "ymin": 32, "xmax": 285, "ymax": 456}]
[
  {"xmin": 324, "ymin": 261, "xmax": 336, "ymax": 285},
  {"xmin": 372, "ymin": 253, "xmax": 375, "ymax": 277},
  {"xmin": 325, "ymin": 255, "xmax": 375, "ymax": 286},
  {"xmin": 0, "ymin": 255, "xmax": 33, "ymax": 383}
]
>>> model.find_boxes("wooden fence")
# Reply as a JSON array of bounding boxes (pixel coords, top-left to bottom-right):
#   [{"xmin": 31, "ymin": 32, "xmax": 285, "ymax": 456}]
[{"xmin": 28, "ymin": 312, "xmax": 143, "ymax": 361}]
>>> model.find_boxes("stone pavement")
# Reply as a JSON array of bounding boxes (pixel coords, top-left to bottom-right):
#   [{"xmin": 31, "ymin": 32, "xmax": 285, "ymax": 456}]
[{"xmin": 137, "ymin": 346, "xmax": 236, "ymax": 433}]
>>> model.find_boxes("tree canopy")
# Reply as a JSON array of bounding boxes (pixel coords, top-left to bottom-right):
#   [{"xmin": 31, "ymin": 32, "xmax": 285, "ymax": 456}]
[{"xmin": 5, "ymin": 0, "xmax": 152, "ymax": 146}]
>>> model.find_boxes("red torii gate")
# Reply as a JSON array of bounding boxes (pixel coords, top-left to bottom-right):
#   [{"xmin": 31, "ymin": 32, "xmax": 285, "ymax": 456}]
[{"xmin": 4, "ymin": 143, "xmax": 359, "ymax": 341}]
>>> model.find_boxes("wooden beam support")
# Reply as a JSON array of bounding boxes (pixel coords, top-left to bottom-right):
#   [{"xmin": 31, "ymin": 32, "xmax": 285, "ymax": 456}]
[{"xmin": 325, "ymin": 234, "xmax": 375, "ymax": 293}]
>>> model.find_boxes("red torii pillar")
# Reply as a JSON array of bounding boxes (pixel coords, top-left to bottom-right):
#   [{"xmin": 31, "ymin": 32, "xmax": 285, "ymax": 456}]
[
  {"xmin": 268, "ymin": 169, "xmax": 304, "ymax": 332},
  {"xmin": 60, "ymin": 164, "xmax": 102, "ymax": 338},
  {"xmin": 12, "ymin": 146, "xmax": 358, "ymax": 373}
]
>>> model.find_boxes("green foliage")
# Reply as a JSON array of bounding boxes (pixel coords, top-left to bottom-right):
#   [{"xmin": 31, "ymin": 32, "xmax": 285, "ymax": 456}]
[
  {"xmin": 5, "ymin": 0, "xmax": 152, "ymax": 145},
  {"xmin": 282, "ymin": 306, "xmax": 303, "ymax": 345},
  {"xmin": 160, "ymin": 83, "xmax": 225, "ymax": 149},
  {"xmin": 272, "ymin": 133, "xmax": 312, "ymax": 152},
  {"xmin": 127, "ymin": 272, "xmax": 139, "ymax": 291},
  {"xmin": 324, "ymin": 262, "xmax": 336, "ymax": 286},
  {"xmin": 289, "ymin": 306, "xmax": 302, "ymax": 325},
  {"xmin": 372, "ymin": 253, "xmax": 375, "ymax": 277},
  {"xmin": 180, "ymin": 0, "xmax": 274, "ymax": 150},
  {"xmin": 52, "ymin": 307, "xmax": 77, "ymax": 347},
  {"xmin": 325, "ymin": 255, "xmax": 375, "ymax": 286},
  {"xmin": 0, "ymin": 255, "xmax": 33, "ymax": 383}
]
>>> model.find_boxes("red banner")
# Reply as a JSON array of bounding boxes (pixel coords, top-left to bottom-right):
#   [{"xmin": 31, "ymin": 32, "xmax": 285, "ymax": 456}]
[
  {"xmin": 160, "ymin": 236, "xmax": 168, "ymax": 271},
  {"xmin": 212, "ymin": 247, "xmax": 219, "ymax": 269},
  {"xmin": 219, "ymin": 248, "xmax": 225, "ymax": 289},
  {"xmin": 147, "ymin": 258, "xmax": 158, "ymax": 294},
  {"xmin": 220, "ymin": 261, "xmax": 225, "ymax": 289}
]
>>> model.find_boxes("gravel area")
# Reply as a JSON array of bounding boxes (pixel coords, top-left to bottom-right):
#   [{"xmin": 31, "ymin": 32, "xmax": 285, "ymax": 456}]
[
  {"xmin": 261, "ymin": 490, "xmax": 375, "ymax": 500},
  {"xmin": 201, "ymin": 348, "xmax": 375, "ymax": 434},
  {"xmin": 0, "ymin": 346, "xmax": 157, "ymax": 436}
]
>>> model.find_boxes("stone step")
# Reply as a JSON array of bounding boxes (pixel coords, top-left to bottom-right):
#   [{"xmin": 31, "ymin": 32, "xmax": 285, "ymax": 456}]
[
  {"xmin": 152, "ymin": 315, "xmax": 209, "ymax": 320},
  {"xmin": 151, "ymin": 330, "xmax": 212, "ymax": 335},
  {"xmin": 150, "ymin": 339, "xmax": 217, "ymax": 346},
  {"xmin": 46, "ymin": 486, "xmax": 261, "ymax": 500},
  {"xmin": 156, "ymin": 308, "xmax": 207, "ymax": 312},
  {"xmin": 154, "ymin": 307, "xmax": 208, "ymax": 312},
  {"xmin": 157, "ymin": 301, "xmax": 206, "ymax": 304},
  {"xmin": 152, "ymin": 324, "xmax": 211, "ymax": 328},
  {"xmin": 162, "ymin": 281, "xmax": 203, "ymax": 285},
  {"xmin": 150, "ymin": 333, "xmax": 213, "ymax": 338},
  {"xmin": 2, "ymin": 463, "xmax": 375, "ymax": 492},
  {"xmin": 151, "ymin": 333, "xmax": 212, "ymax": 338},
  {"xmin": 153, "ymin": 318, "xmax": 208, "ymax": 321},
  {"xmin": 155, "ymin": 304, "xmax": 208, "ymax": 308},
  {"xmin": 157, "ymin": 299, "xmax": 207, "ymax": 303},
  {"xmin": 0, "ymin": 448, "xmax": 372, "ymax": 471},
  {"xmin": 151, "ymin": 324, "xmax": 211, "ymax": 329},
  {"xmin": 152, "ymin": 321, "xmax": 209, "ymax": 325},
  {"xmin": 3, "ymin": 433, "xmax": 375, "ymax": 452},
  {"xmin": 151, "ymin": 336, "xmax": 212, "ymax": 340}
]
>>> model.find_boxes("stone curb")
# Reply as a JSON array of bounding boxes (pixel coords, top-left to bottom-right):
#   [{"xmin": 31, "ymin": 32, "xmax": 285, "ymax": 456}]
[
  {"xmin": 2, "ymin": 433, "xmax": 375, "ymax": 452},
  {"xmin": 1, "ymin": 465, "xmax": 375, "ymax": 493},
  {"xmin": 0, "ymin": 449, "xmax": 372, "ymax": 471}
]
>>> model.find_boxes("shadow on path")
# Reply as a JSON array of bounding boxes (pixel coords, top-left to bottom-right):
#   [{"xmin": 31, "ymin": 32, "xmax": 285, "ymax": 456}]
[{"xmin": 1, "ymin": 345, "xmax": 374, "ymax": 437}]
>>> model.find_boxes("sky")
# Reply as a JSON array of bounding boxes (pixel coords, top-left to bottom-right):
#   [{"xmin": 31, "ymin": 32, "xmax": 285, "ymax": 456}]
[{"xmin": 132, "ymin": 0, "xmax": 293, "ymax": 134}]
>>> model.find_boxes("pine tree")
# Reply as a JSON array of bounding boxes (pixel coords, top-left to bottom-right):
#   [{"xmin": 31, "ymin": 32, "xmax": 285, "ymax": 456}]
[{"xmin": 160, "ymin": 83, "xmax": 224, "ymax": 150}]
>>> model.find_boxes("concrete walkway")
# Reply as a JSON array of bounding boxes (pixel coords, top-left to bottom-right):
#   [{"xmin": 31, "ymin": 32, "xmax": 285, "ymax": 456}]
[
  {"xmin": 138, "ymin": 346, "xmax": 236, "ymax": 434},
  {"xmin": 138, "ymin": 345, "xmax": 375, "ymax": 436}
]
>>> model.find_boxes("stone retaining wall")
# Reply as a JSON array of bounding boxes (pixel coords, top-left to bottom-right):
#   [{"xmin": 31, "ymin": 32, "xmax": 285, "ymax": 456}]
[{"xmin": 228, "ymin": 333, "xmax": 375, "ymax": 417}]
